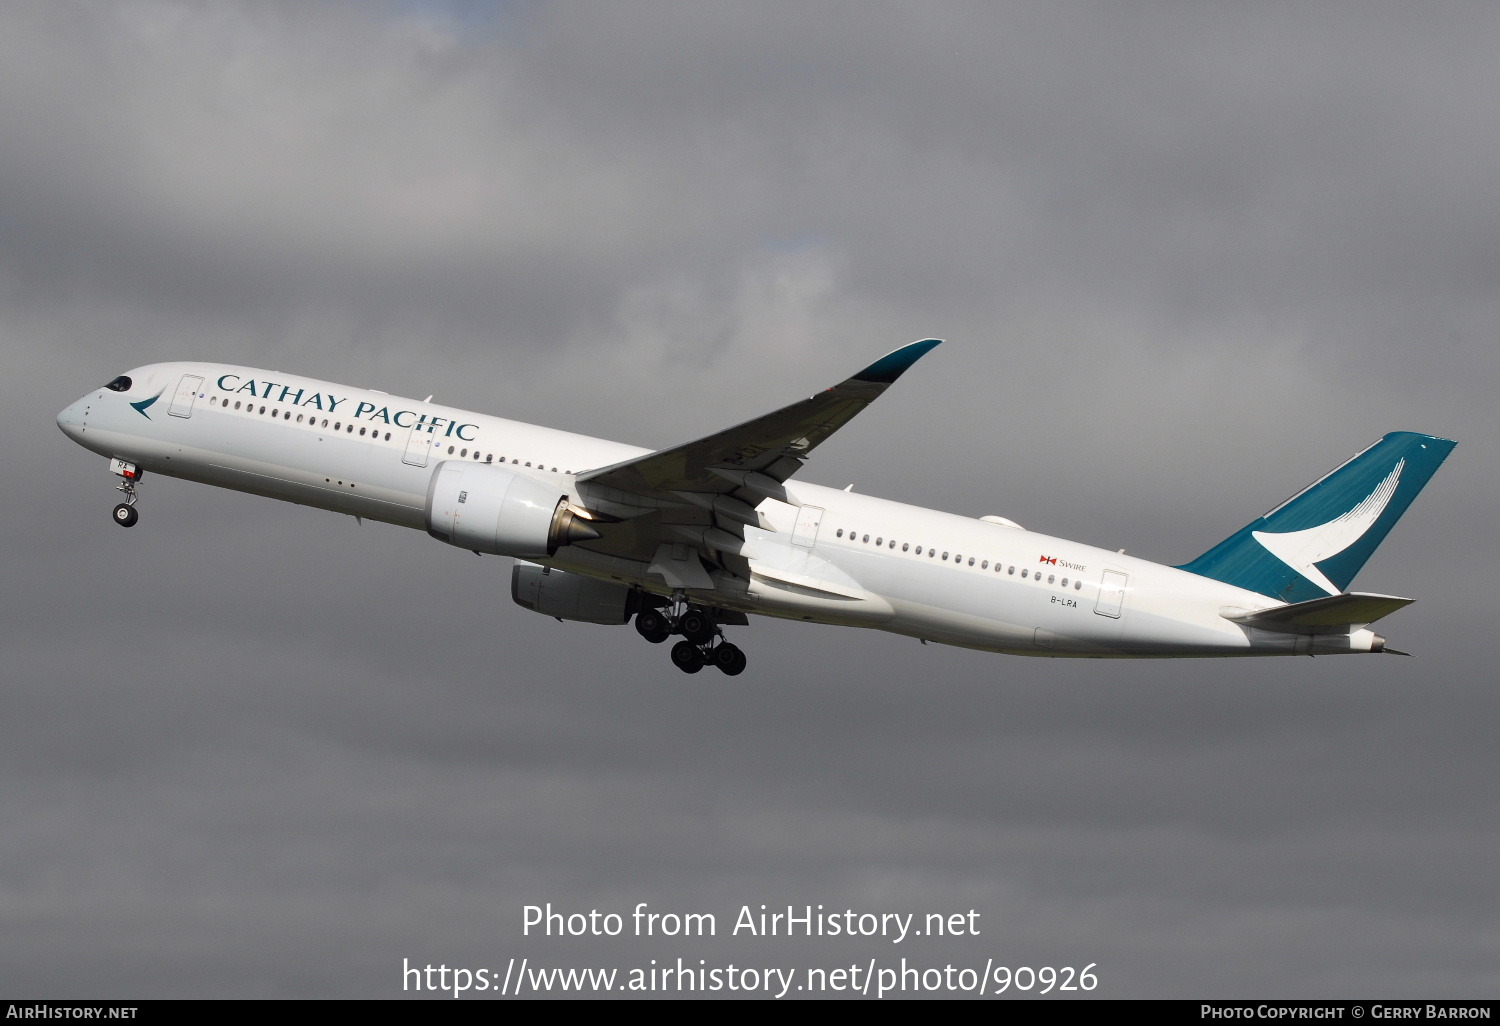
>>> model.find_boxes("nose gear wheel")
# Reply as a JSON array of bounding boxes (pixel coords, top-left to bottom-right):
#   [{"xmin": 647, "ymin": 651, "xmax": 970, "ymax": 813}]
[{"xmin": 110, "ymin": 467, "xmax": 143, "ymax": 527}]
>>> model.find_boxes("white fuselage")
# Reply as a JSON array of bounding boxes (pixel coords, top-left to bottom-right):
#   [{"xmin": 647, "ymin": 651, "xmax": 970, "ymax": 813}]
[{"xmin": 57, "ymin": 362, "xmax": 1384, "ymax": 659}]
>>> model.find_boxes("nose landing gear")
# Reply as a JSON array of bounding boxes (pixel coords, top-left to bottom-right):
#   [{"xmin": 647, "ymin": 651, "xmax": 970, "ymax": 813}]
[
  {"xmin": 638, "ymin": 594, "xmax": 747, "ymax": 676},
  {"xmin": 108, "ymin": 459, "xmax": 142, "ymax": 527}
]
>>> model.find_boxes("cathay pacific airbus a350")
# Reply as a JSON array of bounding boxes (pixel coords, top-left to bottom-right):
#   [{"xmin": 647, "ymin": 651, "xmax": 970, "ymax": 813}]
[{"xmin": 57, "ymin": 341, "xmax": 1454, "ymax": 675}]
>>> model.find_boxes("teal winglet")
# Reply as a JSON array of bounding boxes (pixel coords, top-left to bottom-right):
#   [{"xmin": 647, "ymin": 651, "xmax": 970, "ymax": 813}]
[{"xmin": 852, "ymin": 339, "xmax": 943, "ymax": 384}]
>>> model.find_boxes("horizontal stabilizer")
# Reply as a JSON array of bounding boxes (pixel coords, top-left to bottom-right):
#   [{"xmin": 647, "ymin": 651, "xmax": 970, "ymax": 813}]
[{"xmin": 1224, "ymin": 592, "xmax": 1414, "ymax": 636}]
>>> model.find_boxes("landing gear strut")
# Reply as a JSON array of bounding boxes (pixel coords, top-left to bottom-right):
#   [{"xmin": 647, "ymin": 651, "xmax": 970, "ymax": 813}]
[
  {"xmin": 636, "ymin": 594, "xmax": 747, "ymax": 676},
  {"xmin": 110, "ymin": 460, "xmax": 143, "ymax": 528}
]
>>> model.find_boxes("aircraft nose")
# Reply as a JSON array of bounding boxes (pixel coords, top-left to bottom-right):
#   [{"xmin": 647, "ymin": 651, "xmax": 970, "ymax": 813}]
[{"xmin": 57, "ymin": 398, "xmax": 86, "ymax": 441}]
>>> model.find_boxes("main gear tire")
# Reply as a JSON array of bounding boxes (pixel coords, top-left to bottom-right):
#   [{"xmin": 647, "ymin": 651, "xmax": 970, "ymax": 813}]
[{"xmin": 670, "ymin": 640, "xmax": 705, "ymax": 674}]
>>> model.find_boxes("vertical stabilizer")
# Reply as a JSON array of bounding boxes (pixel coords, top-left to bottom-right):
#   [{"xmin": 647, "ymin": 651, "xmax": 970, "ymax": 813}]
[{"xmin": 1177, "ymin": 432, "xmax": 1455, "ymax": 603}]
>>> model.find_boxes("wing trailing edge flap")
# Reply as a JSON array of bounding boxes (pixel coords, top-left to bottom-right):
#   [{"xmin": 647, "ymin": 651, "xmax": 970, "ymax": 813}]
[
  {"xmin": 748, "ymin": 560, "xmax": 874, "ymax": 601},
  {"xmin": 747, "ymin": 559, "xmax": 895, "ymax": 618},
  {"xmin": 736, "ymin": 529, "xmax": 892, "ymax": 615},
  {"xmin": 1223, "ymin": 592, "xmax": 1414, "ymax": 635},
  {"xmin": 646, "ymin": 542, "xmax": 716, "ymax": 590}
]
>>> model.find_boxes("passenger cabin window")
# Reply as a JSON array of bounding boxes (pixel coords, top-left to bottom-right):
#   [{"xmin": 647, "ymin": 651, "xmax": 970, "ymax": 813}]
[{"xmin": 104, "ymin": 376, "xmax": 132, "ymax": 392}]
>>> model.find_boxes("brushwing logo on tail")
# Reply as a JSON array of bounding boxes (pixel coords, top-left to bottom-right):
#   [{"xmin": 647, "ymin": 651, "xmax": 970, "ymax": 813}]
[{"xmin": 1252, "ymin": 459, "xmax": 1404, "ymax": 595}]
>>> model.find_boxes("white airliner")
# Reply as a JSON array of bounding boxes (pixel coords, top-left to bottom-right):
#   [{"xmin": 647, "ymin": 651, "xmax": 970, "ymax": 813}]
[{"xmin": 57, "ymin": 341, "xmax": 1454, "ymax": 675}]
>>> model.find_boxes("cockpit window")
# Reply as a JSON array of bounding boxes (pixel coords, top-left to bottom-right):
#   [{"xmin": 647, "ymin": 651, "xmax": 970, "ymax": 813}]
[{"xmin": 104, "ymin": 376, "xmax": 132, "ymax": 392}]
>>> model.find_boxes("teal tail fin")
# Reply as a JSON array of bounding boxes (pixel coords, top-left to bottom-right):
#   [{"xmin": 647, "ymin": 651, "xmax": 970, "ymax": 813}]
[{"xmin": 1177, "ymin": 432, "xmax": 1455, "ymax": 603}]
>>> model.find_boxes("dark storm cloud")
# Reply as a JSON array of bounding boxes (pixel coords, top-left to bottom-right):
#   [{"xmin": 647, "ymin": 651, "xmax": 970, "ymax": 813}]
[{"xmin": 4, "ymin": 0, "xmax": 1495, "ymax": 999}]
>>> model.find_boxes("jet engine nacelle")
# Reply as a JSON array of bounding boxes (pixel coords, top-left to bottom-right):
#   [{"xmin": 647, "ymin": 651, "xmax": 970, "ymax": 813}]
[
  {"xmin": 511, "ymin": 562, "xmax": 638, "ymax": 624},
  {"xmin": 425, "ymin": 461, "xmax": 600, "ymax": 558}
]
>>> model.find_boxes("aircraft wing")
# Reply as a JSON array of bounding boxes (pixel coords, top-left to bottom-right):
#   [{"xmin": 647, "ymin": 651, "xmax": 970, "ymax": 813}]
[{"xmin": 578, "ymin": 339, "xmax": 941, "ymax": 503}]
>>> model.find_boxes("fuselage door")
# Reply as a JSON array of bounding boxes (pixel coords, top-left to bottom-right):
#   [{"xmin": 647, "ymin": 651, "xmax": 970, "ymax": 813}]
[
  {"xmin": 168, "ymin": 374, "xmax": 204, "ymax": 418},
  {"xmin": 1094, "ymin": 570, "xmax": 1129, "ymax": 618},
  {"xmin": 402, "ymin": 423, "xmax": 433, "ymax": 467},
  {"xmin": 791, "ymin": 504, "xmax": 824, "ymax": 549}
]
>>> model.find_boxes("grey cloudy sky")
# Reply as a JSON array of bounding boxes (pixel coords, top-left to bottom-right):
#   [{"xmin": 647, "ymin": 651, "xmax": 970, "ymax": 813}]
[{"xmin": 5, "ymin": 0, "xmax": 1496, "ymax": 999}]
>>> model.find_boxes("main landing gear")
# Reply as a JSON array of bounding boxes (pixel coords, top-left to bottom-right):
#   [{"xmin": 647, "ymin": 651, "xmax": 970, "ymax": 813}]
[
  {"xmin": 109, "ymin": 460, "xmax": 143, "ymax": 528},
  {"xmin": 634, "ymin": 596, "xmax": 747, "ymax": 676}
]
